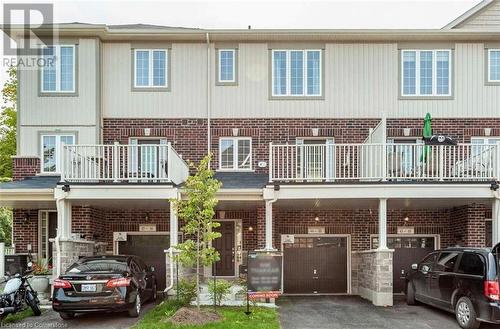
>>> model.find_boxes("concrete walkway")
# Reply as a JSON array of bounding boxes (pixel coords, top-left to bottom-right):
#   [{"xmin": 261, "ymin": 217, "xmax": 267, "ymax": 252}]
[{"xmin": 278, "ymin": 295, "xmax": 500, "ymax": 329}]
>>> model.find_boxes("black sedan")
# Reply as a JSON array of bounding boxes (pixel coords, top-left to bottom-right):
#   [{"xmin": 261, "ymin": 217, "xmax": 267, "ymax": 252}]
[{"xmin": 52, "ymin": 255, "xmax": 157, "ymax": 320}]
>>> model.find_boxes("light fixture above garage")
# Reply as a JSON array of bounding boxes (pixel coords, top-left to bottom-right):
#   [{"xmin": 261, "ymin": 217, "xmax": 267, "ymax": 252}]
[
  {"xmin": 248, "ymin": 226, "xmax": 254, "ymax": 232},
  {"xmin": 403, "ymin": 214, "xmax": 409, "ymax": 223},
  {"xmin": 314, "ymin": 213, "xmax": 320, "ymax": 222}
]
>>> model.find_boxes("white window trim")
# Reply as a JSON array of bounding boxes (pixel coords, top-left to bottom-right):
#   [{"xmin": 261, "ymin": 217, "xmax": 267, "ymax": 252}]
[
  {"xmin": 487, "ymin": 49, "xmax": 500, "ymax": 83},
  {"xmin": 38, "ymin": 210, "xmax": 56, "ymax": 260},
  {"xmin": 40, "ymin": 134, "xmax": 75, "ymax": 174},
  {"xmin": 271, "ymin": 49, "xmax": 322, "ymax": 97},
  {"xmin": 40, "ymin": 45, "xmax": 76, "ymax": 93},
  {"xmin": 218, "ymin": 137, "xmax": 253, "ymax": 171},
  {"xmin": 133, "ymin": 49, "xmax": 168, "ymax": 88},
  {"xmin": 471, "ymin": 137, "xmax": 500, "ymax": 144},
  {"xmin": 401, "ymin": 49, "xmax": 452, "ymax": 97},
  {"xmin": 218, "ymin": 49, "xmax": 236, "ymax": 83}
]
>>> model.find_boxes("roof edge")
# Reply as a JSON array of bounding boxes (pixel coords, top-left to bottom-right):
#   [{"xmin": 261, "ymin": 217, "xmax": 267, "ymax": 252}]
[{"xmin": 443, "ymin": 0, "xmax": 494, "ymax": 29}]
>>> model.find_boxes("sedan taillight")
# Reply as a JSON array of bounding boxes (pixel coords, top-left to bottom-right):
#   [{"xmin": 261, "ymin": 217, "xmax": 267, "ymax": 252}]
[
  {"xmin": 53, "ymin": 279, "xmax": 72, "ymax": 289},
  {"xmin": 484, "ymin": 280, "xmax": 499, "ymax": 301},
  {"xmin": 106, "ymin": 278, "xmax": 131, "ymax": 288}
]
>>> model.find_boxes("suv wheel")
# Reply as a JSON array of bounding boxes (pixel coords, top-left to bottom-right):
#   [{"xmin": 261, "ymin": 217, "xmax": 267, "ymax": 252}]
[
  {"xmin": 128, "ymin": 293, "xmax": 141, "ymax": 317},
  {"xmin": 455, "ymin": 297, "xmax": 480, "ymax": 329},
  {"xmin": 406, "ymin": 282, "xmax": 416, "ymax": 305}
]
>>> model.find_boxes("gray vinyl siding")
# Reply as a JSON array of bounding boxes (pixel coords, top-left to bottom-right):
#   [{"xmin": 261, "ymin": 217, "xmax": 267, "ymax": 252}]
[
  {"xmin": 18, "ymin": 38, "xmax": 101, "ymax": 157},
  {"xmin": 457, "ymin": 1, "xmax": 500, "ymax": 29},
  {"xmin": 102, "ymin": 43, "xmax": 207, "ymax": 118}
]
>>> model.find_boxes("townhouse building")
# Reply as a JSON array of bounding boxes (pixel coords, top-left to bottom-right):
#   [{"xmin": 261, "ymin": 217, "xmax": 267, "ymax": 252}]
[{"xmin": 1, "ymin": 0, "xmax": 500, "ymax": 307}]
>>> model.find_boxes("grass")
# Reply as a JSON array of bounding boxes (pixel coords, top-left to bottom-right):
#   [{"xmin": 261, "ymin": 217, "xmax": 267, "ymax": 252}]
[
  {"xmin": 1, "ymin": 308, "xmax": 39, "ymax": 324},
  {"xmin": 134, "ymin": 300, "xmax": 280, "ymax": 329}
]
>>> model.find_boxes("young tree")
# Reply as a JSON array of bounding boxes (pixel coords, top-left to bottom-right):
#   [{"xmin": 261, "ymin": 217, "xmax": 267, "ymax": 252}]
[{"xmin": 171, "ymin": 154, "xmax": 222, "ymax": 309}]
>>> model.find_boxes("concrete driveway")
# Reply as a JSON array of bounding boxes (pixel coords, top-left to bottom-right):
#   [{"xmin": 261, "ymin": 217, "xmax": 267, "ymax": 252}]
[
  {"xmin": 13, "ymin": 301, "xmax": 157, "ymax": 329},
  {"xmin": 278, "ymin": 295, "xmax": 500, "ymax": 329}
]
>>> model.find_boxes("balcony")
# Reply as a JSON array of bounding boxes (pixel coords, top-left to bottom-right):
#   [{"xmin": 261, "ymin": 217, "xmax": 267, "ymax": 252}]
[
  {"xmin": 269, "ymin": 142, "xmax": 500, "ymax": 183},
  {"xmin": 61, "ymin": 143, "xmax": 189, "ymax": 184}
]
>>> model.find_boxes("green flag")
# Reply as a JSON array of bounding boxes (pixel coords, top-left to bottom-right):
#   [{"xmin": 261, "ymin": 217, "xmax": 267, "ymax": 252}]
[{"xmin": 421, "ymin": 113, "xmax": 432, "ymax": 162}]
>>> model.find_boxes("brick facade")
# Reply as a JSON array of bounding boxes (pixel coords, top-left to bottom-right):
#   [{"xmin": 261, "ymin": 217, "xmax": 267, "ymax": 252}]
[{"xmin": 12, "ymin": 157, "xmax": 40, "ymax": 181}]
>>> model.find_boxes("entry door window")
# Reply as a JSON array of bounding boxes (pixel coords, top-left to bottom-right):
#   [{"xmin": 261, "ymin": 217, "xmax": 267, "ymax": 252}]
[
  {"xmin": 129, "ymin": 138, "xmax": 167, "ymax": 178},
  {"xmin": 387, "ymin": 138, "xmax": 423, "ymax": 177},
  {"xmin": 297, "ymin": 138, "xmax": 334, "ymax": 180},
  {"xmin": 38, "ymin": 211, "xmax": 57, "ymax": 263},
  {"xmin": 41, "ymin": 135, "xmax": 75, "ymax": 173}
]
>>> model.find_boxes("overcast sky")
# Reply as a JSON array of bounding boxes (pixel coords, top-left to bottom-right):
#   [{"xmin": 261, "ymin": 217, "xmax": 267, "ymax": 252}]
[{"xmin": 0, "ymin": 0, "xmax": 480, "ymax": 98}]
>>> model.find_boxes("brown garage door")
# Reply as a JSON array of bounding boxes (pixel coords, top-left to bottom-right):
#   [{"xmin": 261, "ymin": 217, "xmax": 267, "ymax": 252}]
[
  {"xmin": 372, "ymin": 236, "xmax": 435, "ymax": 293},
  {"xmin": 284, "ymin": 236, "xmax": 348, "ymax": 294},
  {"xmin": 118, "ymin": 234, "xmax": 170, "ymax": 290}
]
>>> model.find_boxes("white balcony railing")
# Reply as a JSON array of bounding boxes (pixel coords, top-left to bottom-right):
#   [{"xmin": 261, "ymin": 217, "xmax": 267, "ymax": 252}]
[
  {"xmin": 269, "ymin": 142, "xmax": 500, "ymax": 182},
  {"xmin": 60, "ymin": 143, "xmax": 190, "ymax": 185}
]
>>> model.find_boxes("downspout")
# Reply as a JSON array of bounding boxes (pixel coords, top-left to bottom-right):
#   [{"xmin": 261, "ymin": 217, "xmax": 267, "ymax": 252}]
[
  {"xmin": 206, "ymin": 32, "xmax": 211, "ymax": 158},
  {"xmin": 163, "ymin": 248, "xmax": 174, "ymax": 293}
]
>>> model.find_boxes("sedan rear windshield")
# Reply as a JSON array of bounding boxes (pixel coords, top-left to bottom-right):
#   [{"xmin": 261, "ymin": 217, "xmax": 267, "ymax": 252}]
[{"xmin": 66, "ymin": 259, "xmax": 128, "ymax": 274}]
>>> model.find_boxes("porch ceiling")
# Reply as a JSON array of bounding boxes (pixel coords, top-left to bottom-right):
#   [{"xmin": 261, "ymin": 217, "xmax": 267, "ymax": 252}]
[{"xmin": 275, "ymin": 197, "xmax": 493, "ymax": 210}]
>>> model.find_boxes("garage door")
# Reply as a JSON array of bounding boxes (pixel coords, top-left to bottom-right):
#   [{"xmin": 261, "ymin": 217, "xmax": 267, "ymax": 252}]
[
  {"xmin": 283, "ymin": 236, "xmax": 348, "ymax": 294},
  {"xmin": 372, "ymin": 236, "xmax": 435, "ymax": 293},
  {"xmin": 118, "ymin": 234, "xmax": 170, "ymax": 290}
]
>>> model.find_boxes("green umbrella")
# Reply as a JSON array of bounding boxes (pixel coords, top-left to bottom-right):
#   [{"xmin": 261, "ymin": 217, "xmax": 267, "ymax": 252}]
[{"xmin": 421, "ymin": 113, "xmax": 432, "ymax": 162}]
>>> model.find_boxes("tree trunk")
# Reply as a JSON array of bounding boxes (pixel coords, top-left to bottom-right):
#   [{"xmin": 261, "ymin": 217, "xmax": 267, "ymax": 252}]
[{"xmin": 196, "ymin": 226, "xmax": 200, "ymax": 309}]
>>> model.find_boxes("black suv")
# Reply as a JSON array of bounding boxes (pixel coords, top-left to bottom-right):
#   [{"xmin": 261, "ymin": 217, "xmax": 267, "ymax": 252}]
[{"xmin": 405, "ymin": 247, "xmax": 500, "ymax": 329}]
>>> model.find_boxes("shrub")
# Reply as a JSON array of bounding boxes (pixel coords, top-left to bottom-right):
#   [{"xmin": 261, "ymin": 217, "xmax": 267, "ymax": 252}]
[
  {"xmin": 208, "ymin": 279, "xmax": 232, "ymax": 306},
  {"xmin": 176, "ymin": 278, "xmax": 197, "ymax": 306}
]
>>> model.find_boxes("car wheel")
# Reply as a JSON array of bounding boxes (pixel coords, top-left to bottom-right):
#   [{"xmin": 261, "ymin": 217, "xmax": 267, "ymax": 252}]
[
  {"xmin": 59, "ymin": 312, "xmax": 75, "ymax": 320},
  {"xmin": 128, "ymin": 293, "xmax": 141, "ymax": 317},
  {"xmin": 455, "ymin": 297, "xmax": 480, "ymax": 329},
  {"xmin": 406, "ymin": 282, "xmax": 417, "ymax": 305},
  {"xmin": 152, "ymin": 282, "xmax": 158, "ymax": 301}
]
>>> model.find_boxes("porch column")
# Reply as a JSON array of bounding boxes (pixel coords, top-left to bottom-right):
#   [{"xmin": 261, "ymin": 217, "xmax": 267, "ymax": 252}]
[
  {"xmin": 56, "ymin": 198, "xmax": 72, "ymax": 240},
  {"xmin": 378, "ymin": 198, "xmax": 388, "ymax": 250},
  {"xmin": 493, "ymin": 198, "xmax": 500, "ymax": 246},
  {"xmin": 169, "ymin": 203, "xmax": 178, "ymax": 247},
  {"xmin": 265, "ymin": 200, "xmax": 276, "ymax": 251}
]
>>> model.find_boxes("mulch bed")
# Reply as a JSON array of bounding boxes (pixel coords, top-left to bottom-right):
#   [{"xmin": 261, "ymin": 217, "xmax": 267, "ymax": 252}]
[{"xmin": 168, "ymin": 307, "xmax": 221, "ymax": 326}]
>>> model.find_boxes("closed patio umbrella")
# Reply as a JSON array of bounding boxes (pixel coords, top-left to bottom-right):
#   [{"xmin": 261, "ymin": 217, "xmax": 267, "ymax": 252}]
[{"xmin": 421, "ymin": 113, "xmax": 432, "ymax": 162}]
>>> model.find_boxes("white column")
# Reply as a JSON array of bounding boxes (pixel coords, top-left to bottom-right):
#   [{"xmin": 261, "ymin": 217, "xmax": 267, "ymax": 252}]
[
  {"xmin": 0, "ymin": 242, "xmax": 5, "ymax": 278},
  {"xmin": 169, "ymin": 203, "xmax": 178, "ymax": 247},
  {"xmin": 56, "ymin": 198, "xmax": 72, "ymax": 240},
  {"xmin": 378, "ymin": 198, "xmax": 388, "ymax": 250},
  {"xmin": 493, "ymin": 198, "xmax": 500, "ymax": 246},
  {"xmin": 265, "ymin": 200, "xmax": 275, "ymax": 251}
]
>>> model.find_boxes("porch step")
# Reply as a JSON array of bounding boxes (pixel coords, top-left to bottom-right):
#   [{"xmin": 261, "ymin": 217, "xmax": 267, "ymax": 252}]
[{"xmin": 194, "ymin": 284, "xmax": 276, "ymax": 307}]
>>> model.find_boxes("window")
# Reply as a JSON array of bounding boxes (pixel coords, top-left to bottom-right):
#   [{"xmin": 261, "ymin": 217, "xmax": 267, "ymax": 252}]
[
  {"xmin": 40, "ymin": 45, "xmax": 76, "ymax": 93},
  {"xmin": 272, "ymin": 49, "xmax": 322, "ymax": 97},
  {"xmin": 418, "ymin": 252, "xmax": 438, "ymax": 272},
  {"xmin": 435, "ymin": 252, "xmax": 459, "ymax": 272},
  {"xmin": 217, "ymin": 49, "xmax": 236, "ymax": 83},
  {"xmin": 457, "ymin": 253, "xmax": 485, "ymax": 276},
  {"xmin": 219, "ymin": 138, "xmax": 252, "ymax": 170},
  {"xmin": 471, "ymin": 137, "xmax": 500, "ymax": 156},
  {"xmin": 488, "ymin": 49, "xmax": 500, "ymax": 83},
  {"xmin": 401, "ymin": 49, "xmax": 451, "ymax": 97},
  {"xmin": 134, "ymin": 49, "xmax": 168, "ymax": 88},
  {"xmin": 41, "ymin": 134, "xmax": 75, "ymax": 173}
]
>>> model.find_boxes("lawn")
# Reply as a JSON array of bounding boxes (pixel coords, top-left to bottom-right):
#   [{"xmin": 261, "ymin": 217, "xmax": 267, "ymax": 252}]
[
  {"xmin": 1, "ymin": 309, "xmax": 38, "ymax": 325},
  {"xmin": 135, "ymin": 300, "xmax": 280, "ymax": 329}
]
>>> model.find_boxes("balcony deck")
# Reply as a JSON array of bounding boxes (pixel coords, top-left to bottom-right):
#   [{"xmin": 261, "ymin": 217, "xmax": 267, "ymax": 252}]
[
  {"xmin": 60, "ymin": 143, "xmax": 189, "ymax": 185},
  {"xmin": 269, "ymin": 143, "xmax": 500, "ymax": 183}
]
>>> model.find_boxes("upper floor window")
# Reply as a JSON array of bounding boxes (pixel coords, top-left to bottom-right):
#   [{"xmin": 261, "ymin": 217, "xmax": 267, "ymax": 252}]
[
  {"xmin": 401, "ymin": 49, "xmax": 451, "ymax": 97},
  {"xmin": 271, "ymin": 49, "xmax": 322, "ymax": 97},
  {"xmin": 133, "ymin": 49, "xmax": 168, "ymax": 89},
  {"xmin": 487, "ymin": 49, "xmax": 500, "ymax": 83},
  {"xmin": 41, "ymin": 134, "xmax": 75, "ymax": 173},
  {"xmin": 219, "ymin": 137, "xmax": 252, "ymax": 170},
  {"xmin": 217, "ymin": 49, "xmax": 237, "ymax": 84},
  {"xmin": 41, "ymin": 45, "xmax": 76, "ymax": 93}
]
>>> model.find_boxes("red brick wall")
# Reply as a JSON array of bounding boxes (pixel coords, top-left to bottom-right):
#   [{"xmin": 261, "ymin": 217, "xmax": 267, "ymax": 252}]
[
  {"xmin": 450, "ymin": 203, "xmax": 486, "ymax": 247},
  {"xmin": 12, "ymin": 209, "xmax": 38, "ymax": 253},
  {"xmin": 102, "ymin": 118, "xmax": 500, "ymax": 173},
  {"xmin": 12, "ymin": 157, "xmax": 40, "ymax": 181}
]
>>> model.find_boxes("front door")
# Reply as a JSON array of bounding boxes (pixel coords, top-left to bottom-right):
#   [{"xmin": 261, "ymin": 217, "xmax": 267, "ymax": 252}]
[
  {"xmin": 213, "ymin": 222, "xmax": 235, "ymax": 276},
  {"xmin": 47, "ymin": 212, "xmax": 57, "ymax": 265}
]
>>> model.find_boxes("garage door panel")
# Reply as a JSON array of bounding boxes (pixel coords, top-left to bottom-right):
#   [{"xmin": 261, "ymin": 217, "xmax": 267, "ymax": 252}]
[
  {"xmin": 284, "ymin": 236, "xmax": 348, "ymax": 294},
  {"xmin": 118, "ymin": 234, "xmax": 170, "ymax": 290}
]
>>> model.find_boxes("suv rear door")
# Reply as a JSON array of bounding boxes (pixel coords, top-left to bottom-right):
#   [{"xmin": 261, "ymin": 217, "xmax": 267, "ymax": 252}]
[{"xmin": 455, "ymin": 252, "xmax": 486, "ymax": 305}]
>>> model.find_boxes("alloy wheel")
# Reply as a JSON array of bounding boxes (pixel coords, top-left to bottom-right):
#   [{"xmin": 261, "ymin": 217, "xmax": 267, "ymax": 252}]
[{"xmin": 457, "ymin": 301, "xmax": 470, "ymax": 326}]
